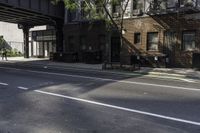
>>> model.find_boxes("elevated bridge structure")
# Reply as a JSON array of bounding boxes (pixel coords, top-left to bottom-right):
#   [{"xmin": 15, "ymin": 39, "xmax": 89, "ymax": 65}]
[{"xmin": 0, "ymin": 0, "xmax": 65, "ymax": 58}]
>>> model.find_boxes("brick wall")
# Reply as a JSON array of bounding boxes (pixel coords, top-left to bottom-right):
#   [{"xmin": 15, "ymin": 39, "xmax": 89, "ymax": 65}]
[
  {"xmin": 121, "ymin": 16, "xmax": 165, "ymax": 66},
  {"xmin": 63, "ymin": 14, "xmax": 200, "ymax": 67},
  {"xmin": 121, "ymin": 14, "xmax": 200, "ymax": 67}
]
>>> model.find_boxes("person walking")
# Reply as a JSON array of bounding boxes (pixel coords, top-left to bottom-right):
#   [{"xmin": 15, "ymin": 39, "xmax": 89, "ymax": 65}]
[
  {"xmin": 2, "ymin": 48, "xmax": 7, "ymax": 61},
  {"xmin": 0, "ymin": 36, "xmax": 7, "ymax": 61}
]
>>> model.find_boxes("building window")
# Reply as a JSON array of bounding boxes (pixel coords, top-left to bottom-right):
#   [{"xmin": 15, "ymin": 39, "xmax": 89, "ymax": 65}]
[
  {"xmin": 132, "ymin": 0, "xmax": 143, "ymax": 16},
  {"xmin": 147, "ymin": 32, "xmax": 159, "ymax": 51},
  {"xmin": 183, "ymin": 31, "xmax": 196, "ymax": 51},
  {"xmin": 95, "ymin": 1, "xmax": 104, "ymax": 14},
  {"xmin": 164, "ymin": 31, "xmax": 176, "ymax": 51},
  {"xmin": 167, "ymin": 0, "xmax": 177, "ymax": 8},
  {"xmin": 180, "ymin": 0, "xmax": 195, "ymax": 7},
  {"xmin": 132, "ymin": 0, "xmax": 143, "ymax": 10},
  {"xmin": 133, "ymin": 0, "xmax": 138, "ymax": 10},
  {"xmin": 112, "ymin": 2, "xmax": 121, "ymax": 17},
  {"xmin": 112, "ymin": 4, "xmax": 120, "ymax": 13},
  {"xmin": 81, "ymin": 1, "xmax": 90, "ymax": 19},
  {"xmin": 134, "ymin": 33, "xmax": 141, "ymax": 44},
  {"xmin": 68, "ymin": 10, "xmax": 77, "ymax": 22}
]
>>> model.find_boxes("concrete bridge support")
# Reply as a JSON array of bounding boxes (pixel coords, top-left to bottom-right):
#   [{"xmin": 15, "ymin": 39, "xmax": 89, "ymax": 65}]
[
  {"xmin": 23, "ymin": 26, "xmax": 29, "ymax": 58},
  {"xmin": 19, "ymin": 24, "xmax": 32, "ymax": 58}
]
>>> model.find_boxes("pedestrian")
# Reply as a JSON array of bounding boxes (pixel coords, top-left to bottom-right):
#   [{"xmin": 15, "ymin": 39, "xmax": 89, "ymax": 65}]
[
  {"xmin": 2, "ymin": 48, "xmax": 7, "ymax": 61},
  {"xmin": 0, "ymin": 48, "xmax": 1, "ymax": 60}
]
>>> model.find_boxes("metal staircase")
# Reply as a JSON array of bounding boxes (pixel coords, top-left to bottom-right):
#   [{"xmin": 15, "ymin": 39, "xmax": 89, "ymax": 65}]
[{"xmin": 146, "ymin": 0, "xmax": 200, "ymax": 15}]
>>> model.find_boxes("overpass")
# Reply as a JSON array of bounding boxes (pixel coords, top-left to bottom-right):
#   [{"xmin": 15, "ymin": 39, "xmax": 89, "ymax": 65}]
[{"xmin": 0, "ymin": 0, "xmax": 65, "ymax": 58}]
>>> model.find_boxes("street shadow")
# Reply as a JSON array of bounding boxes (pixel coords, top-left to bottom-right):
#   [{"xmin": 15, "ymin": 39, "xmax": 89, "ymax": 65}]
[
  {"xmin": 0, "ymin": 52, "xmax": 198, "ymax": 132},
  {"xmin": 1, "ymin": 79, "xmax": 200, "ymax": 133},
  {"xmin": 0, "ymin": 65, "xmax": 150, "ymax": 133},
  {"xmin": 0, "ymin": 60, "xmax": 200, "ymax": 132}
]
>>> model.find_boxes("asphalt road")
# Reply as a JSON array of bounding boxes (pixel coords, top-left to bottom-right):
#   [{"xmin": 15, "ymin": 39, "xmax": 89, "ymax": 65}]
[{"xmin": 0, "ymin": 64, "xmax": 200, "ymax": 133}]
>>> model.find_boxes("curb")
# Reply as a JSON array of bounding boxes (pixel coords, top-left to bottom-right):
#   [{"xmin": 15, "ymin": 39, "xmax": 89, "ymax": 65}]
[
  {"xmin": 146, "ymin": 71, "xmax": 200, "ymax": 80},
  {"xmin": 2, "ymin": 61, "xmax": 200, "ymax": 81},
  {"xmin": 138, "ymin": 71, "xmax": 186, "ymax": 78},
  {"xmin": 26, "ymin": 63, "xmax": 200, "ymax": 80}
]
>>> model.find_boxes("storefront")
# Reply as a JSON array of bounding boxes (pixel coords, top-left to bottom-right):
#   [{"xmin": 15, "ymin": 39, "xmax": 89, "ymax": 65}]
[{"xmin": 30, "ymin": 29, "xmax": 56, "ymax": 58}]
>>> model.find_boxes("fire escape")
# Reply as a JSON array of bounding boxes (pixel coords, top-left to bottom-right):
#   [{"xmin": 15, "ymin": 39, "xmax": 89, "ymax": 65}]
[
  {"xmin": 146, "ymin": 0, "xmax": 200, "ymax": 15},
  {"xmin": 146, "ymin": 0, "xmax": 200, "ymax": 67},
  {"xmin": 145, "ymin": 0, "xmax": 200, "ymax": 29}
]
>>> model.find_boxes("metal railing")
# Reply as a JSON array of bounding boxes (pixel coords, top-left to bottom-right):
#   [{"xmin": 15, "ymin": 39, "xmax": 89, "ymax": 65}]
[{"xmin": 146, "ymin": 0, "xmax": 200, "ymax": 15}]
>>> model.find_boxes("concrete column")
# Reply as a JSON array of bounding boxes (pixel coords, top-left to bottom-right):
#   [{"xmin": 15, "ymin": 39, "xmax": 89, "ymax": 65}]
[
  {"xmin": 22, "ymin": 26, "xmax": 30, "ymax": 58},
  {"xmin": 56, "ymin": 22, "xmax": 64, "ymax": 53}
]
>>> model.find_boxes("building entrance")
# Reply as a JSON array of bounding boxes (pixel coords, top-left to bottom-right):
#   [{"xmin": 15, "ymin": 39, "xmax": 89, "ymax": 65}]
[
  {"xmin": 164, "ymin": 31, "xmax": 176, "ymax": 67},
  {"xmin": 30, "ymin": 29, "xmax": 56, "ymax": 58},
  {"xmin": 111, "ymin": 37, "xmax": 120, "ymax": 62},
  {"xmin": 34, "ymin": 41, "xmax": 56, "ymax": 58}
]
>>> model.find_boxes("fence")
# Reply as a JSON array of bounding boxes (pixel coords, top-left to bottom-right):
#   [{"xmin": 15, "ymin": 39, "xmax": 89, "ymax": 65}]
[{"xmin": 7, "ymin": 41, "xmax": 24, "ymax": 54}]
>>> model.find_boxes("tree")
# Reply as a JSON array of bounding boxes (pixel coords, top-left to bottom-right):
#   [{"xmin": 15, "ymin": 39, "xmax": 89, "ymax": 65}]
[{"xmin": 52, "ymin": 0, "xmax": 131, "ymax": 60}]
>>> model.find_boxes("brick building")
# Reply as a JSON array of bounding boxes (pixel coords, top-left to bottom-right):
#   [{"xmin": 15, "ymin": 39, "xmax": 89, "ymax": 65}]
[
  {"xmin": 111, "ymin": 0, "xmax": 200, "ymax": 68},
  {"xmin": 121, "ymin": 14, "xmax": 200, "ymax": 67},
  {"xmin": 63, "ymin": 0, "xmax": 200, "ymax": 67}
]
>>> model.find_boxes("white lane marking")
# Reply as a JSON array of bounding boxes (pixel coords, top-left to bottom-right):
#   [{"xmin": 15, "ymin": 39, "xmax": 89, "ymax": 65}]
[
  {"xmin": 0, "ymin": 82, "xmax": 8, "ymax": 86},
  {"xmin": 35, "ymin": 90, "xmax": 200, "ymax": 126},
  {"xmin": 25, "ymin": 69, "xmax": 200, "ymax": 92},
  {"xmin": 0, "ymin": 66, "xmax": 200, "ymax": 92},
  {"xmin": 18, "ymin": 86, "xmax": 29, "ymax": 90},
  {"xmin": 181, "ymin": 78, "xmax": 196, "ymax": 83}
]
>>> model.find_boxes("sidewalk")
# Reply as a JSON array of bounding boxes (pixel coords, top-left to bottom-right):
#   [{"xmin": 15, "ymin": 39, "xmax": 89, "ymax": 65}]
[
  {"xmin": 135, "ymin": 67, "xmax": 200, "ymax": 80},
  {"xmin": 6, "ymin": 57, "xmax": 102, "ymax": 70},
  {"xmin": 3, "ymin": 57, "xmax": 200, "ymax": 80}
]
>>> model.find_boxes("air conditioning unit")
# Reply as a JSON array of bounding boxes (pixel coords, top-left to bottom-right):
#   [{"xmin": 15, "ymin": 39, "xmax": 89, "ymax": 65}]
[
  {"xmin": 132, "ymin": 9, "xmax": 143, "ymax": 16},
  {"xmin": 113, "ymin": 12, "xmax": 120, "ymax": 17}
]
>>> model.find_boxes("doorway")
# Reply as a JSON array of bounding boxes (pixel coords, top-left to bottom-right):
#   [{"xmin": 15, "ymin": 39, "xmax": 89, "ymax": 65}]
[
  {"xmin": 164, "ymin": 31, "xmax": 176, "ymax": 66},
  {"xmin": 33, "ymin": 41, "xmax": 56, "ymax": 58},
  {"xmin": 111, "ymin": 37, "xmax": 120, "ymax": 62},
  {"xmin": 43, "ymin": 41, "xmax": 56, "ymax": 58},
  {"xmin": 44, "ymin": 42, "xmax": 49, "ymax": 57}
]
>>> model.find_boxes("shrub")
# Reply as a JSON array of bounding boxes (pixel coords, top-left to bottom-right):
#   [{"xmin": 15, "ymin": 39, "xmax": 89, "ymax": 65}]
[{"xmin": 7, "ymin": 48, "xmax": 23, "ymax": 57}]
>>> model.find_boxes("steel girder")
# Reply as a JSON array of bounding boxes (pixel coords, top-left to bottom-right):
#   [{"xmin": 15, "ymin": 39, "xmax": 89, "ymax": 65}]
[{"xmin": 0, "ymin": 0, "xmax": 64, "ymax": 26}]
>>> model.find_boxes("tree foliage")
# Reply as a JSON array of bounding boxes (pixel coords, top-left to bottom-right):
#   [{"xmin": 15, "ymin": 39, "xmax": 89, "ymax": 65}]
[
  {"xmin": 52, "ymin": 0, "xmax": 131, "ymax": 49},
  {"xmin": 52, "ymin": 0, "xmax": 130, "ymax": 30}
]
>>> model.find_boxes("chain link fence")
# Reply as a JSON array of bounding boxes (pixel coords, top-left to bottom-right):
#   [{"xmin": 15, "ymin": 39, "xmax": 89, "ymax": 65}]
[{"xmin": 7, "ymin": 41, "xmax": 24, "ymax": 54}]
